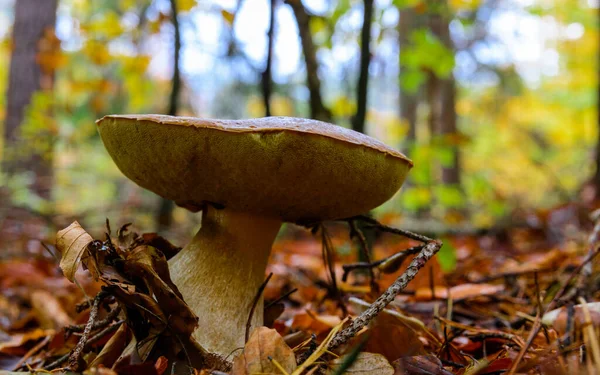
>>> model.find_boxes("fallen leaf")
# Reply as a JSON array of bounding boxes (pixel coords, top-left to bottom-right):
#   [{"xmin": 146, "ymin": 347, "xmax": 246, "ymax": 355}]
[
  {"xmin": 56, "ymin": 221, "xmax": 93, "ymax": 282},
  {"xmin": 0, "ymin": 329, "xmax": 53, "ymax": 352},
  {"xmin": 392, "ymin": 355, "xmax": 453, "ymax": 375},
  {"xmin": 30, "ymin": 290, "xmax": 74, "ymax": 329},
  {"xmin": 355, "ymin": 314, "xmax": 425, "ymax": 362},
  {"xmin": 154, "ymin": 355, "xmax": 168, "ymax": 375},
  {"xmin": 83, "ymin": 367, "xmax": 119, "ymax": 375},
  {"xmin": 328, "ymin": 352, "xmax": 394, "ymax": 374},
  {"xmin": 543, "ymin": 302, "xmax": 600, "ymax": 334},
  {"xmin": 89, "ymin": 323, "xmax": 131, "ymax": 368},
  {"xmin": 123, "ymin": 245, "xmax": 197, "ymax": 336},
  {"xmin": 414, "ymin": 283, "xmax": 504, "ymax": 301},
  {"xmin": 231, "ymin": 327, "xmax": 297, "ymax": 375}
]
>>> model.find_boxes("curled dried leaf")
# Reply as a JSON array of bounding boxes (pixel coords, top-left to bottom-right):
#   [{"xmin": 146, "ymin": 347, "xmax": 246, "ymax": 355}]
[{"xmin": 56, "ymin": 221, "xmax": 94, "ymax": 282}]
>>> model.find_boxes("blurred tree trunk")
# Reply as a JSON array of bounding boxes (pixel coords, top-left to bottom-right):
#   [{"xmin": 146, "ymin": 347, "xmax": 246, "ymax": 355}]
[
  {"xmin": 428, "ymin": 8, "xmax": 461, "ymax": 186},
  {"xmin": 286, "ymin": 0, "xmax": 331, "ymax": 122},
  {"xmin": 594, "ymin": 5, "xmax": 600, "ymax": 195},
  {"xmin": 351, "ymin": 0, "xmax": 373, "ymax": 134},
  {"xmin": 156, "ymin": 0, "xmax": 182, "ymax": 232},
  {"xmin": 4, "ymin": 0, "xmax": 59, "ymax": 200},
  {"xmin": 398, "ymin": 7, "xmax": 420, "ymax": 143},
  {"xmin": 261, "ymin": 0, "xmax": 276, "ymax": 117}
]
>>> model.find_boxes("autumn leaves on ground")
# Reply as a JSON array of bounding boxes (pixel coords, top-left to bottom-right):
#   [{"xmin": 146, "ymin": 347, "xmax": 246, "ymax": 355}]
[{"xmin": 0, "ymin": 202, "xmax": 598, "ymax": 375}]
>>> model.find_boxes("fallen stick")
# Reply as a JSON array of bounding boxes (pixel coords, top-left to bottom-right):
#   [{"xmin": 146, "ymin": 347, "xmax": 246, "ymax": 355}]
[{"xmin": 327, "ymin": 239, "xmax": 442, "ymax": 351}]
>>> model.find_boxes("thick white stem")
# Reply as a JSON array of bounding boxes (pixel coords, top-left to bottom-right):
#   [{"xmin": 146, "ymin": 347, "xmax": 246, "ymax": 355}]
[{"xmin": 168, "ymin": 206, "xmax": 281, "ymax": 356}]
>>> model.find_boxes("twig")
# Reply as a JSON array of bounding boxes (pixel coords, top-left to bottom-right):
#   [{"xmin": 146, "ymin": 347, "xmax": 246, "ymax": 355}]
[
  {"xmin": 12, "ymin": 336, "xmax": 51, "ymax": 370},
  {"xmin": 349, "ymin": 214, "xmax": 433, "ymax": 243},
  {"xmin": 348, "ymin": 220, "xmax": 377, "ymax": 293},
  {"xmin": 319, "ymin": 225, "xmax": 347, "ymax": 315},
  {"xmin": 68, "ymin": 291, "xmax": 107, "ymax": 371},
  {"xmin": 65, "ymin": 306, "xmax": 121, "ymax": 334},
  {"xmin": 326, "ymin": 240, "xmax": 441, "ymax": 352},
  {"xmin": 341, "ymin": 245, "xmax": 423, "ymax": 281},
  {"xmin": 265, "ymin": 288, "xmax": 298, "ymax": 310},
  {"xmin": 507, "ymin": 218, "xmax": 600, "ymax": 375},
  {"xmin": 246, "ymin": 273, "xmax": 273, "ymax": 342},
  {"xmin": 45, "ymin": 319, "xmax": 124, "ymax": 371}
]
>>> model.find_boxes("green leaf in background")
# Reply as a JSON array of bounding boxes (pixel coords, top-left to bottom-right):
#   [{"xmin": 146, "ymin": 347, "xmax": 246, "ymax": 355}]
[
  {"xmin": 401, "ymin": 186, "xmax": 432, "ymax": 211},
  {"xmin": 433, "ymin": 185, "xmax": 464, "ymax": 208},
  {"xmin": 437, "ymin": 238, "xmax": 457, "ymax": 272},
  {"xmin": 393, "ymin": 0, "xmax": 421, "ymax": 9}
]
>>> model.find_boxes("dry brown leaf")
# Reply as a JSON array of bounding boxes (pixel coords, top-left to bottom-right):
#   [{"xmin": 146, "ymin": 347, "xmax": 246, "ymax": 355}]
[
  {"xmin": 83, "ymin": 367, "xmax": 119, "ymax": 375},
  {"xmin": 56, "ymin": 221, "xmax": 93, "ymax": 282},
  {"xmin": 354, "ymin": 314, "xmax": 425, "ymax": 362},
  {"xmin": 231, "ymin": 326, "xmax": 297, "ymax": 375},
  {"xmin": 154, "ymin": 355, "xmax": 168, "ymax": 375},
  {"xmin": 543, "ymin": 302, "xmax": 600, "ymax": 334},
  {"xmin": 328, "ymin": 352, "xmax": 394, "ymax": 375},
  {"xmin": 123, "ymin": 245, "xmax": 197, "ymax": 336},
  {"xmin": 414, "ymin": 283, "xmax": 504, "ymax": 301},
  {"xmin": 89, "ymin": 323, "xmax": 131, "ymax": 368},
  {"xmin": 392, "ymin": 355, "xmax": 453, "ymax": 375},
  {"xmin": 0, "ymin": 329, "xmax": 53, "ymax": 352},
  {"xmin": 30, "ymin": 290, "xmax": 74, "ymax": 329}
]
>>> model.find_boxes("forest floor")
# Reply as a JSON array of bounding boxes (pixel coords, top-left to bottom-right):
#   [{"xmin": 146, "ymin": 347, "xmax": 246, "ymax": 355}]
[{"xmin": 0, "ymin": 202, "xmax": 599, "ymax": 375}]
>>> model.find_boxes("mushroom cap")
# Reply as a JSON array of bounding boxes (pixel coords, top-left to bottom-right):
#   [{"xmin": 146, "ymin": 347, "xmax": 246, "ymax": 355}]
[{"xmin": 97, "ymin": 115, "xmax": 413, "ymax": 223}]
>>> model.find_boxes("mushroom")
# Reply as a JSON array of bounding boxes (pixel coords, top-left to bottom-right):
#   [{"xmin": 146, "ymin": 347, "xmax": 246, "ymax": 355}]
[{"xmin": 96, "ymin": 114, "xmax": 413, "ymax": 356}]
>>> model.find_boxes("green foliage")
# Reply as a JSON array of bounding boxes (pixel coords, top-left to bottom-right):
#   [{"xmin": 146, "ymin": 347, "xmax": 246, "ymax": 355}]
[
  {"xmin": 437, "ymin": 238, "xmax": 457, "ymax": 272},
  {"xmin": 400, "ymin": 29, "xmax": 455, "ymax": 93}
]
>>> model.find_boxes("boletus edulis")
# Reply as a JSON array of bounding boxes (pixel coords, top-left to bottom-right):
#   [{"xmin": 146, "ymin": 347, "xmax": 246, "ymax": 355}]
[{"xmin": 96, "ymin": 114, "xmax": 413, "ymax": 356}]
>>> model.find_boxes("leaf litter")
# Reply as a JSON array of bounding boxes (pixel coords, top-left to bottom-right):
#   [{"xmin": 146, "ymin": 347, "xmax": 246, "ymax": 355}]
[{"xmin": 0, "ymin": 205, "xmax": 599, "ymax": 374}]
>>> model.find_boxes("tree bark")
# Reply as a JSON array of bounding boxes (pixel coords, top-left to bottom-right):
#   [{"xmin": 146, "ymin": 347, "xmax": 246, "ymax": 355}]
[
  {"xmin": 352, "ymin": 0, "xmax": 374, "ymax": 134},
  {"xmin": 261, "ymin": 0, "xmax": 276, "ymax": 117},
  {"xmin": 594, "ymin": 4, "xmax": 600, "ymax": 194},
  {"xmin": 429, "ymin": 9, "xmax": 461, "ymax": 186},
  {"xmin": 398, "ymin": 7, "xmax": 421, "ymax": 143},
  {"xmin": 285, "ymin": 0, "xmax": 331, "ymax": 122},
  {"xmin": 156, "ymin": 0, "xmax": 182, "ymax": 232},
  {"xmin": 4, "ymin": 0, "xmax": 59, "ymax": 199}
]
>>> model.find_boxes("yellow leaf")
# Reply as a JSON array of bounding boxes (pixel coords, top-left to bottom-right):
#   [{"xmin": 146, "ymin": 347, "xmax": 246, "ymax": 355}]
[
  {"xmin": 221, "ymin": 9, "xmax": 235, "ymax": 25},
  {"xmin": 56, "ymin": 221, "xmax": 93, "ymax": 282},
  {"xmin": 178, "ymin": 0, "xmax": 196, "ymax": 12}
]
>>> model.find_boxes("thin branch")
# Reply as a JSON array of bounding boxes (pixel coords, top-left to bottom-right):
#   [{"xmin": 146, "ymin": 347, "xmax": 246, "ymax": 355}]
[
  {"xmin": 326, "ymin": 239, "xmax": 442, "ymax": 351},
  {"xmin": 349, "ymin": 214, "xmax": 433, "ymax": 243},
  {"xmin": 349, "ymin": 220, "xmax": 377, "ymax": 292},
  {"xmin": 68, "ymin": 291, "xmax": 107, "ymax": 371},
  {"xmin": 351, "ymin": 0, "xmax": 374, "ymax": 133},
  {"xmin": 246, "ymin": 273, "xmax": 273, "ymax": 342}
]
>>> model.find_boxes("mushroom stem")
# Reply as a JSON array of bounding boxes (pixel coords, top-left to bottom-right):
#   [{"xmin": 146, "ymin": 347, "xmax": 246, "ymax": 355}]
[{"xmin": 168, "ymin": 206, "xmax": 282, "ymax": 356}]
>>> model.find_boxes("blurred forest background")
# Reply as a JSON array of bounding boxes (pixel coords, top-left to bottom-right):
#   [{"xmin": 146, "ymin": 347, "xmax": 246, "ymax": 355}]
[{"xmin": 0, "ymin": 0, "xmax": 598, "ymax": 243}]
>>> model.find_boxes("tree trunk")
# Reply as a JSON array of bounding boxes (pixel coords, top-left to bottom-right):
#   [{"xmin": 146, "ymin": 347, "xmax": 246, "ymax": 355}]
[
  {"xmin": 286, "ymin": 0, "xmax": 331, "ymax": 122},
  {"xmin": 398, "ymin": 7, "xmax": 420, "ymax": 143},
  {"xmin": 4, "ymin": 0, "xmax": 59, "ymax": 199},
  {"xmin": 594, "ymin": 5, "xmax": 600, "ymax": 194},
  {"xmin": 352, "ymin": 0, "xmax": 374, "ymax": 134},
  {"xmin": 261, "ymin": 0, "xmax": 276, "ymax": 117},
  {"xmin": 429, "ymin": 9, "xmax": 461, "ymax": 186},
  {"xmin": 156, "ymin": 0, "xmax": 182, "ymax": 232}
]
